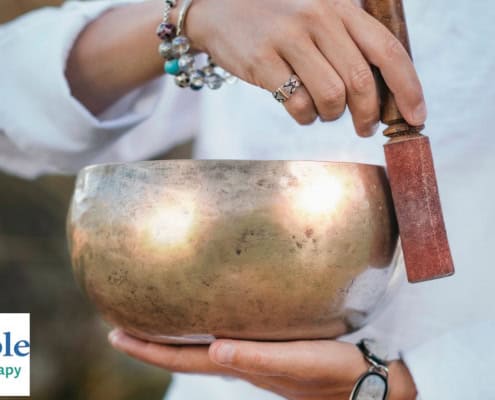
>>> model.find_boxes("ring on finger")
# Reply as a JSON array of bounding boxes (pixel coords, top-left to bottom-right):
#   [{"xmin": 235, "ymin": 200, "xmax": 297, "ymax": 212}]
[{"xmin": 273, "ymin": 75, "xmax": 302, "ymax": 103}]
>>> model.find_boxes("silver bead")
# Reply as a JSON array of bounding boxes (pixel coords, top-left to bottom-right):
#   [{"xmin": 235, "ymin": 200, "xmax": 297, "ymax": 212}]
[
  {"xmin": 158, "ymin": 41, "xmax": 174, "ymax": 59},
  {"xmin": 175, "ymin": 72, "xmax": 191, "ymax": 88},
  {"xmin": 178, "ymin": 54, "xmax": 195, "ymax": 72},
  {"xmin": 172, "ymin": 36, "xmax": 190, "ymax": 56},
  {"xmin": 205, "ymin": 73, "xmax": 223, "ymax": 90},
  {"xmin": 190, "ymin": 70, "xmax": 205, "ymax": 90}
]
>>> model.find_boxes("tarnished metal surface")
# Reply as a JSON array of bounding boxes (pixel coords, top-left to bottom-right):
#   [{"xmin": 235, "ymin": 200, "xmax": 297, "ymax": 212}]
[{"xmin": 67, "ymin": 160, "xmax": 401, "ymax": 344}]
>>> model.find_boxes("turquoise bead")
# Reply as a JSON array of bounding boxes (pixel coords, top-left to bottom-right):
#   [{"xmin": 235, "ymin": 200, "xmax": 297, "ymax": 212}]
[{"xmin": 164, "ymin": 59, "xmax": 180, "ymax": 76}]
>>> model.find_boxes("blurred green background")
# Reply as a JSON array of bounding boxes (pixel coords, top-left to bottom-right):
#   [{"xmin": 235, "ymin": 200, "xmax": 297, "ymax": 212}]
[
  {"xmin": 0, "ymin": 2, "xmax": 194, "ymax": 398},
  {"xmin": 0, "ymin": 139, "xmax": 193, "ymax": 400},
  {"xmin": 0, "ymin": 173, "xmax": 167, "ymax": 400}
]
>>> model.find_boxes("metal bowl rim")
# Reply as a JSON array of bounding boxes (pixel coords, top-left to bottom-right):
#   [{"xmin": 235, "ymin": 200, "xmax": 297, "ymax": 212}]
[{"xmin": 80, "ymin": 159, "xmax": 386, "ymax": 174}]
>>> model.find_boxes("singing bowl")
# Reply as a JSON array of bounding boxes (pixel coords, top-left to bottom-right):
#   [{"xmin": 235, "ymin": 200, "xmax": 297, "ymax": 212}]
[{"xmin": 67, "ymin": 160, "xmax": 401, "ymax": 344}]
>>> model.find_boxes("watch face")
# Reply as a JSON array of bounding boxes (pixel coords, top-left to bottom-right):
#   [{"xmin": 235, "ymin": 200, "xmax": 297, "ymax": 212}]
[{"xmin": 350, "ymin": 371, "xmax": 388, "ymax": 400}]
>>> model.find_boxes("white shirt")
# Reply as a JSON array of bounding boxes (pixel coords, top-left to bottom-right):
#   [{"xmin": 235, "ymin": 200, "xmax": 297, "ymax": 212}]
[{"xmin": 1, "ymin": 1, "xmax": 494, "ymax": 399}]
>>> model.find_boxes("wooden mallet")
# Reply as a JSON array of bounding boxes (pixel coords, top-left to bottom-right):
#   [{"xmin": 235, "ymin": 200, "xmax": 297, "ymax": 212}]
[{"xmin": 363, "ymin": 0, "xmax": 455, "ymax": 283}]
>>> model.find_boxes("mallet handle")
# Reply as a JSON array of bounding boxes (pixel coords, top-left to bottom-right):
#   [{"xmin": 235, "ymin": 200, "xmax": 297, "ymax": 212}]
[{"xmin": 363, "ymin": 0, "xmax": 422, "ymax": 136}]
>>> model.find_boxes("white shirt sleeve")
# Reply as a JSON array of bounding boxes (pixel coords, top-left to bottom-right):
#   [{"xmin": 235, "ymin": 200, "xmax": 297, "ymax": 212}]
[
  {"xmin": 401, "ymin": 320, "xmax": 495, "ymax": 400},
  {"xmin": 0, "ymin": 1, "xmax": 197, "ymax": 178}
]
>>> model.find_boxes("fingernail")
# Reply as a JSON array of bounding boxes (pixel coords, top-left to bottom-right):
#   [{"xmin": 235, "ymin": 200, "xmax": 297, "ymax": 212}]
[
  {"xmin": 412, "ymin": 102, "xmax": 427, "ymax": 124},
  {"xmin": 108, "ymin": 329, "xmax": 123, "ymax": 346},
  {"xmin": 358, "ymin": 121, "xmax": 379, "ymax": 137},
  {"xmin": 214, "ymin": 343, "xmax": 235, "ymax": 365}
]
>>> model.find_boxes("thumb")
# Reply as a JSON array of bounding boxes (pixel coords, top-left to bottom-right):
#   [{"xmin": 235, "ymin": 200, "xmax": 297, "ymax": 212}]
[{"xmin": 209, "ymin": 339, "xmax": 368, "ymax": 381}]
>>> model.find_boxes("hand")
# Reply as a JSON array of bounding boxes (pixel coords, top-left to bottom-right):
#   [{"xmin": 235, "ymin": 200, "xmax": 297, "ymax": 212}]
[
  {"xmin": 181, "ymin": 0, "xmax": 426, "ymax": 133},
  {"xmin": 108, "ymin": 329, "xmax": 417, "ymax": 400}
]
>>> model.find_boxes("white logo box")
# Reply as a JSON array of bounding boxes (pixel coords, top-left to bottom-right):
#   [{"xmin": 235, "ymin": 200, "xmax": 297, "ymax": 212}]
[{"xmin": 0, "ymin": 313, "xmax": 30, "ymax": 396}]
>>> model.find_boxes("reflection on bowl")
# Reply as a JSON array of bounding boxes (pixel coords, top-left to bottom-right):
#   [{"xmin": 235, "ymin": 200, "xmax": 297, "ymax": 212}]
[{"xmin": 68, "ymin": 160, "xmax": 400, "ymax": 344}]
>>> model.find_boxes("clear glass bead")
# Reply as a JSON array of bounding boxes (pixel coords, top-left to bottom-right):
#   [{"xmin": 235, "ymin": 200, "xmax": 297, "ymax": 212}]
[
  {"xmin": 172, "ymin": 36, "xmax": 190, "ymax": 56},
  {"xmin": 178, "ymin": 54, "xmax": 195, "ymax": 72},
  {"xmin": 205, "ymin": 73, "xmax": 223, "ymax": 90},
  {"xmin": 175, "ymin": 72, "xmax": 191, "ymax": 88},
  {"xmin": 158, "ymin": 41, "xmax": 174, "ymax": 59},
  {"xmin": 190, "ymin": 70, "xmax": 205, "ymax": 90}
]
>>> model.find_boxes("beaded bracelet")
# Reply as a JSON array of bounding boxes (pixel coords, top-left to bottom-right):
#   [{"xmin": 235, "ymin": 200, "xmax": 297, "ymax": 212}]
[{"xmin": 156, "ymin": 0, "xmax": 236, "ymax": 90}]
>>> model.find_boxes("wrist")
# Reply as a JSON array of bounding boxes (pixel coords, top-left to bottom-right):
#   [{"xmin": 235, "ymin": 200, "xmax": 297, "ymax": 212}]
[
  {"xmin": 388, "ymin": 360, "xmax": 417, "ymax": 400},
  {"xmin": 168, "ymin": 0, "xmax": 207, "ymax": 53}
]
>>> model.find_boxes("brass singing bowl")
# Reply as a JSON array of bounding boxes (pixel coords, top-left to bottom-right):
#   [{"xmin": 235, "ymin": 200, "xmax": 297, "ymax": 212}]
[{"xmin": 67, "ymin": 160, "xmax": 401, "ymax": 344}]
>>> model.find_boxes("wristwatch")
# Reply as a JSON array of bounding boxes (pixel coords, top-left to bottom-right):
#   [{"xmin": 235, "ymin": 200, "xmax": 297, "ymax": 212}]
[{"xmin": 349, "ymin": 339, "xmax": 389, "ymax": 400}]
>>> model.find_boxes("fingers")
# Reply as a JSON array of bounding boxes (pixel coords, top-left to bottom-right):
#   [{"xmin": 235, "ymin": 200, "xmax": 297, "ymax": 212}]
[
  {"xmin": 312, "ymin": 15, "xmax": 380, "ymax": 136},
  {"xmin": 247, "ymin": 50, "xmax": 318, "ymax": 125},
  {"xmin": 109, "ymin": 331, "xmax": 376, "ymax": 398},
  {"xmin": 209, "ymin": 339, "xmax": 369, "ymax": 382},
  {"xmin": 283, "ymin": 85, "xmax": 319, "ymax": 126},
  {"xmin": 210, "ymin": 340, "xmax": 290, "ymax": 377},
  {"xmin": 280, "ymin": 35, "xmax": 347, "ymax": 123},
  {"xmin": 341, "ymin": 5, "xmax": 427, "ymax": 126},
  {"xmin": 108, "ymin": 329, "xmax": 228, "ymax": 375}
]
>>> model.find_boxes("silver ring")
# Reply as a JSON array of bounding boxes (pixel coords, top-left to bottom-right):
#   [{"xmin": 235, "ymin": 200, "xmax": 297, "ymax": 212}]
[{"xmin": 273, "ymin": 75, "xmax": 301, "ymax": 103}]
